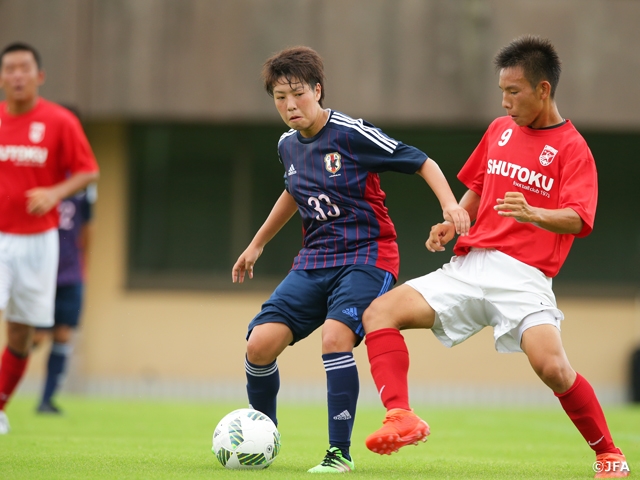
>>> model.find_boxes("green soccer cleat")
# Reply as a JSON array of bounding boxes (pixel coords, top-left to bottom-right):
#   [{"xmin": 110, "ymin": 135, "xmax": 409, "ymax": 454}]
[{"xmin": 307, "ymin": 447, "xmax": 355, "ymax": 473}]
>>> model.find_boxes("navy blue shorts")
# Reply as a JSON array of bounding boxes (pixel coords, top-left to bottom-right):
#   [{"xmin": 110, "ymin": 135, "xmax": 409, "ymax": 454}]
[
  {"xmin": 247, "ymin": 265, "xmax": 395, "ymax": 346},
  {"xmin": 53, "ymin": 283, "xmax": 84, "ymax": 328}
]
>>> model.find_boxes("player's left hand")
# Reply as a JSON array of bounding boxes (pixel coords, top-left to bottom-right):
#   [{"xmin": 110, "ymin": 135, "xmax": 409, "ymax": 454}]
[
  {"xmin": 232, "ymin": 245, "xmax": 264, "ymax": 283},
  {"xmin": 25, "ymin": 187, "xmax": 60, "ymax": 216},
  {"xmin": 442, "ymin": 204, "xmax": 470, "ymax": 236},
  {"xmin": 494, "ymin": 192, "xmax": 538, "ymax": 223}
]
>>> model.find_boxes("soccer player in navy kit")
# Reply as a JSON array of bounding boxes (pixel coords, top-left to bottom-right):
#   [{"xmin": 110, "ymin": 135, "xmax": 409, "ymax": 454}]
[
  {"xmin": 33, "ymin": 183, "xmax": 95, "ymax": 414},
  {"xmin": 232, "ymin": 46, "xmax": 469, "ymax": 473}
]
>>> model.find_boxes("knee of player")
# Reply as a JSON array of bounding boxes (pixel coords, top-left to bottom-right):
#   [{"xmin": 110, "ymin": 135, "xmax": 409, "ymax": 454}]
[
  {"xmin": 532, "ymin": 357, "xmax": 573, "ymax": 387},
  {"xmin": 245, "ymin": 323, "xmax": 291, "ymax": 364},
  {"xmin": 321, "ymin": 332, "xmax": 354, "ymax": 353},
  {"xmin": 246, "ymin": 337, "xmax": 276, "ymax": 365},
  {"xmin": 52, "ymin": 327, "xmax": 74, "ymax": 344},
  {"xmin": 362, "ymin": 298, "xmax": 394, "ymax": 333}
]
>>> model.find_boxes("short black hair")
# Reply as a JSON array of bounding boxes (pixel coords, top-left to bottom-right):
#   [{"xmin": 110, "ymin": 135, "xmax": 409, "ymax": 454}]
[
  {"xmin": 494, "ymin": 35, "xmax": 561, "ymax": 98},
  {"xmin": 0, "ymin": 42, "xmax": 42, "ymax": 69},
  {"xmin": 262, "ymin": 46, "xmax": 326, "ymax": 107}
]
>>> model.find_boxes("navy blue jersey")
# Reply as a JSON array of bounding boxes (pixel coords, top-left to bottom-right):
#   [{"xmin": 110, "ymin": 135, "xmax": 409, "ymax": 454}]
[
  {"xmin": 278, "ymin": 110, "xmax": 427, "ymax": 279},
  {"xmin": 57, "ymin": 184, "xmax": 95, "ymax": 286}
]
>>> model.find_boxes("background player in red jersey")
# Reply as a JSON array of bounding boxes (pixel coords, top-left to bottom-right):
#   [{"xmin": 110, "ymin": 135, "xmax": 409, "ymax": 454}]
[
  {"xmin": 232, "ymin": 46, "xmax": 469, "ymax": 473},
  {"xmin": 362, "ymin": 36, "xmax": 629, "ymax": 479},
  {"xmin": 0, "ymin": 43, "xmax": 99, "ymax": 433}
]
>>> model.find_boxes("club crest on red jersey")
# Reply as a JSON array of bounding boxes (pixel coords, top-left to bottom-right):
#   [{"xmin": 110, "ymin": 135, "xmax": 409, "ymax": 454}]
[
  {"xmin": 29, "ymin": 122, "xmax": 46, "ymax": 144},
  {"xmin": 324, "ymin": 152, "xmax": 342, "ymax": 174},
  {"xmin": 539, "ymin": 144, "xmax": 558, "ymax": 166}
]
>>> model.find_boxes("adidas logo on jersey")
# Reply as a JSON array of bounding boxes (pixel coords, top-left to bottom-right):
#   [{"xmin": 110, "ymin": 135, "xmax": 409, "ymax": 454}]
[
  {"xmin": 342, "ymin": 307, "xmax": 358, "ymax": 321},
  {"xmin": 333, "ymin": 410, "xmax": 352, "ymax": 421},
  {"xmin": 288, "ymin": 164, "xmax": 297, "ymax": 176}
]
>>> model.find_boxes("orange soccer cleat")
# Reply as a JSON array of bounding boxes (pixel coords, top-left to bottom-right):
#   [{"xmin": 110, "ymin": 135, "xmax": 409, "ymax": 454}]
[
  {"xmin": 594, "ymin": 451, "xmax": 630, "ymax": 478},
  {"xmin": 365, "ymin": 408, "xmax": 430, "ymax": 455}
]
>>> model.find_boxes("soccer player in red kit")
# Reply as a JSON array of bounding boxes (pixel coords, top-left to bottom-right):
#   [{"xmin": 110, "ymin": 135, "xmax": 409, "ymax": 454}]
[
  {"xmin": 362, "ymin": 36, "xmax": 629, "ymax": 478},
  {"xmin": 0, "ymin": 42, "xmax": 99, "ymax": 433}
]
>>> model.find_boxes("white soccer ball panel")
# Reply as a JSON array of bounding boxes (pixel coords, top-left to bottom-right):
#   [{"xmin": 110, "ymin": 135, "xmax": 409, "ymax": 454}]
[{"xmin": 212, "ymin": 408, "xmax": 281, "ymax": 470}]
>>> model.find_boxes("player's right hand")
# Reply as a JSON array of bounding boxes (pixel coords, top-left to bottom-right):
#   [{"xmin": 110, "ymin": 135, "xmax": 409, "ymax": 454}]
[
  {"xmin": 232, "ymin": 246, "xmax": 263, "ymax": 283},
  {"xmin": 426, "ymin": 222, "xmax": 456, "ymax": 252},
  {"xmin": 442, "ymin": 204, "xmax": 470, "ymax": 236},
  {"xmin": 25, "ymin": 186, "xmax": 60, "ymax": 216}
]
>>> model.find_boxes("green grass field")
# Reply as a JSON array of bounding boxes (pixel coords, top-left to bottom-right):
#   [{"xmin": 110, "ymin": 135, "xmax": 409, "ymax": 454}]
[{"xmin": 0, "ymin": 396, "xmax": 637, "ymax": 479}]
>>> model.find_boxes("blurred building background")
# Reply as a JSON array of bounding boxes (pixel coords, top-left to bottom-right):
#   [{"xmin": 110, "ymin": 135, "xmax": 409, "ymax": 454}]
[{"xmin": 0, "ymin": 0, "xmax": 639, "ymax": 405}]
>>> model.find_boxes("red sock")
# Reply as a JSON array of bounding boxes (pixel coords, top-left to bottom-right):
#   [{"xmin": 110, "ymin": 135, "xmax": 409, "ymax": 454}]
[
  {"xmin": 0, "ymin": 347, "xmax": 29, "ymax": 411},
  {"xmin": 365, "ymin": 328, "xmax": 410, "ymax": 410},
  {"xmin": 556, "ymin": 373, "xmax": 620, "ymax": 455}
]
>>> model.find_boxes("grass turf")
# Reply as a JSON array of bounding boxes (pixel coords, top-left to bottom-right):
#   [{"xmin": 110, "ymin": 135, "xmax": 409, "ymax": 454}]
[{"xmin": 0, "ymin": 396, "xmax": 637, "ymax": 479}]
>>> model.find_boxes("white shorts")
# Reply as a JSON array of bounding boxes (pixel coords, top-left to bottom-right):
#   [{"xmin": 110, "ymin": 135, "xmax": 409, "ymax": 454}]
[
  {"xmin": 405, "ymin": 249, "xmax": 563, "ymax": 353},
  {"xmin": 0, "ymin": 229, "xmax": 59, "ymax": 327}
]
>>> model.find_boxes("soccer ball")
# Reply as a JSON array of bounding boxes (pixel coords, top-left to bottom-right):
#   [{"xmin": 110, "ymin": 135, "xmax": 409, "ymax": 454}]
[{"xmin": 212, "ymin": 408, "xmax": 281, "ymax": 469}]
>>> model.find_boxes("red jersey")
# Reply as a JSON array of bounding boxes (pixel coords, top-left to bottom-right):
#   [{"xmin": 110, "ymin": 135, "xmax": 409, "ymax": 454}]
[
  {"xmin": 0, "ymin": 98, "xmax": 99, "ymax": 234},
  {"xmin": 455, "ymin": 117, "xmax": 597, "ymax": 277}
]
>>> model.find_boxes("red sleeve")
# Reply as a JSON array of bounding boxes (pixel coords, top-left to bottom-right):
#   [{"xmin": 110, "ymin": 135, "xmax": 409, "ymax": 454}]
[
  {"xmin": 60, "ymin": 113, "xmax": 99, "ymax": 174},
  {"xmin": 558, "ymin": 143, "xmax": 597, "ymax": 238},
  {"xmin": 457, "ymin": 127, "xmax": 490, "ymax": 195}
]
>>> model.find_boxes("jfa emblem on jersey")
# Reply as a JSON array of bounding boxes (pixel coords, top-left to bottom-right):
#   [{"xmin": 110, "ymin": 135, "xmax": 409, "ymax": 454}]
[
  {"xmin": 29, "ymin": 122, "xmax": 46, "ymax": 143},
  {"xmin": 539, "ymin": 144, "xmax": 558, "ymax": 166},
  {"xmin": 324, "ymin": 152, "xmax": 342, "ymax": 174}
]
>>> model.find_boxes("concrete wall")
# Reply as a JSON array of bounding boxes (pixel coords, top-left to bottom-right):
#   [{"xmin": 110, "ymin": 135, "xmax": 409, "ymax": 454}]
[
  {"xmin": 11, "ymin": 123, "xmax": 639, "ymax": 405},
  {"xmin": 0, "ymin": 0, "xmax": 639, "ymax": 127}
]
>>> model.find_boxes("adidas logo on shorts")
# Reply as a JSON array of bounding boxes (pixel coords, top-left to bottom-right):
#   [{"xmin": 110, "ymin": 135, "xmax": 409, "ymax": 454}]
[{"xmin": 342, "ymin": 307, "xmax": 358, "ymax": 321}]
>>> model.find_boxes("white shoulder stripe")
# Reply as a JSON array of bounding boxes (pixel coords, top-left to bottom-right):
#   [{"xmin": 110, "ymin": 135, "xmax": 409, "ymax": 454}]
[
  {"xmin": 329, "ymin": 118, "xmax": 395, "ymax": 154},
  {"xmin": 278, "ymin": 129, "xmax": 296, "ymax": 144},
  {"xmin": 331, "ymin": 112, "xmax": 398, "ymax": 149}
]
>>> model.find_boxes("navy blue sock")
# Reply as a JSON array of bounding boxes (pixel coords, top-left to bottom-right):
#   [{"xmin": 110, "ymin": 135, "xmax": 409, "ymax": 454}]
[
  {"xmin": 41, "ymin": 342, "xmax": 71, "ymax": 405},
  {"xmin": 324, "ymin": 352, "xmax": 359, "ymax": 460},
  {"xmin": 245, "ymin": 356, "xmax": 280, "ymax": 426}
]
